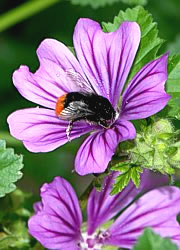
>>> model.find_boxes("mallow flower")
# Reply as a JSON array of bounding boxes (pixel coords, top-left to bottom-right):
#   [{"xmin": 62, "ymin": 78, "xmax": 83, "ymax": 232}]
[
  {"xmin": 28, "ymin": 172, "xmax": 180, "ymax": 249},
  {"xmin": 7, "ymin": 18, "xmax": 170, "ymax": 175}
]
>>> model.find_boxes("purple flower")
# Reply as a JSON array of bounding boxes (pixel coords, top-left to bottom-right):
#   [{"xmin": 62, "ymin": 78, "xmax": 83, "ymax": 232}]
[
  {"xmin": 7, "ymin": 19, "xmax": 170, "ymax": 175},
  {"xmin": 28, "ymin": 172, "xmax": 180, "ymax": 249}
]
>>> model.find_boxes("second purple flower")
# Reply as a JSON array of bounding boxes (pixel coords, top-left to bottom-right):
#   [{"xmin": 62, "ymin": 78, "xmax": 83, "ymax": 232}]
[
  {"xmin": 28, "ymin": 173, "xmax": 180, "ymax": 249},
  {"xmin": 8, "ymin": 18, "xmax": 170, "ymax": 175}
]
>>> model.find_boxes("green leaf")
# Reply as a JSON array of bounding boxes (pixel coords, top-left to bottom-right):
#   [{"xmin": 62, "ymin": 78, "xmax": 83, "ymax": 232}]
[
  {"xmin": 70, "ymin": 0, "xmax": 147, "ymax": 9},
  {"xmin": 102, "ymin": 6, "xmax": 164, "ymax": 83},
  {"xmin": 133, "ymin": 228, "xmax": 178, "ymax": 250},
  {"xmin": 167, "ymin": 34, "xmax": 180, "ymax": 56},
  {"xmin": 167, "ymin": 93, "xmax": 180, "ymax": 120},
  {"xmin": 131, "ymin": 166, "xmax": 142, "ymax": 187},
  {"xmin": 0, "ymin": 140, "xmax": 23, "ymax": 197},
  {"xmin": 120, "ymin": 0, "xmax": 147, "ymax": 5},
  {"xmin": 121, "ymin": 0, "xmax": 148, "ymax": 5},
  {"xmin": 111, "ymin": 165, "xmax": 142, "ymax": 195},
  {"xmin": 165, "ymin": 55, "xmax": 180, "ymax": 120},
  {"xmin": 167, "ymin": 55, "xmax": 180, "ymax": 92},
  {"xmin": 111, "ymin": 170, "xmax": 131, "ymax": 195},
  {"xmin": 111, "ymin": 162, "xmax": 130, "ymax": 172}
]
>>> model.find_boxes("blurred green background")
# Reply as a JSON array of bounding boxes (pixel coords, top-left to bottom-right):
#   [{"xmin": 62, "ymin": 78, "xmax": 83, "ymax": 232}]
[{"xmin": 0, "ymin": 0, "xmax": 180, "ymax": 196}]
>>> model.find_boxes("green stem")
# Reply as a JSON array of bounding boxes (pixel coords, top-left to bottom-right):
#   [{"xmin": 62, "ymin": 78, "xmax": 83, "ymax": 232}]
[
  {"xmin": 0, "ymin": 131, "xmax": 22, "ymax": 146},
  {"xmin": 79, "ymin": 180, "xmax": 94, "ymax": 210},
  {"xmin": 0, "ymin": 0, "xmax": 59, "ymax": 32},
  {"xmin": 168, "ymin": 174, "xmax": 175, "ymax": 185},
  {"xmin": 79, "ymin": 172, "xmax": 108, "ymax": 210}
]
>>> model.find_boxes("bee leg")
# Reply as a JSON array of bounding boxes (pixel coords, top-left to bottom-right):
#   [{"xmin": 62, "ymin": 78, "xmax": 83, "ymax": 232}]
[
  {"xmin": 98, "ymin": 120, "xmax": 108, "ymax": 128},
  {"xmin": 66, "ymin": 120, "xmax": 73, "ymax": 142}
]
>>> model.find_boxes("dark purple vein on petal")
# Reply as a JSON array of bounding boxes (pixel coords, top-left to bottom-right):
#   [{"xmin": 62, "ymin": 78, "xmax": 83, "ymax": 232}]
[{"xmin": 49, "ymin": 191, "xmax": 79, "ymax": 227}]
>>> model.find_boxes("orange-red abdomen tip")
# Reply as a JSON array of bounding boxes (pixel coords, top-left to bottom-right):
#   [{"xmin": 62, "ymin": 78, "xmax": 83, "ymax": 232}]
[{"xmin": 56, "ymin": 94, "xmax": 67, "ymax": 116}]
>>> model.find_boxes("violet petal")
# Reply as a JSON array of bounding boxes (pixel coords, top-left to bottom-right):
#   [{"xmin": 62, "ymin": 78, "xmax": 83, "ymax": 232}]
[
  {"xmin": 7, "ymin": 108, "xmax": 94, "ymax": 152},
  {"xmin": 36, "ymin": 39, "xmax": 91, "ymax": 92},
  {"xmin": 13, "ymin": 65, "xmax": 58, "ymax": 109},
  {"xmin": 105, "ymin": 186, "xmax": 180, "ymax": 248},
  {"xmin": 75, "ymin": 120, "xmax": 136, "ymax": 175},
  {"xmin": 33, "ymin": 202, "xmax": 43, "ymax": 214},
  {"xmin": 141, "ymin": 170, "xmax": 169, "ymax": 192},
  {"xmin": 28, "ymin": 177, "xmax": 82, "ymax": 249},
  {"xmin": 120, "ymin": 53, "xmax": 171, "ymax": 120},
  {"xmin": 13, "ymin": 39, "xmax": 90, "ymax": 109},
  {"xmin": 73, "ymin": 19, "xmax": 140, "ymax": 107}
]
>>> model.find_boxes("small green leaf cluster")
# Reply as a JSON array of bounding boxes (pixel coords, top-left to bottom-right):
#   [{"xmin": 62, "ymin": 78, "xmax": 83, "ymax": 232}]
[
  {"xmin": 111, "ymin": 164, "xmax": 142, "ymax": 194},
  {"xmin": 124, "ymin": 118, "xmax": 179, "ymax": 174},
  {"xmin": 0, "ymin": 189, "xmax": 35, "ymax": 249},
  {"xmin": 111, "ymin": 118, "xmax": 179, "ymax": 194}
]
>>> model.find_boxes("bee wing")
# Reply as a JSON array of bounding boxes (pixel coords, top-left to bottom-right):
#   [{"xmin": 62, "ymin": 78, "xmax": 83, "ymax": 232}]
[
  {"xmin": 59, "ymin": 101, "xmax": 95, "ymax": 121},
  {"xmin": 66, "ymin": 69, "xmax": 95, "ymax": 94}
]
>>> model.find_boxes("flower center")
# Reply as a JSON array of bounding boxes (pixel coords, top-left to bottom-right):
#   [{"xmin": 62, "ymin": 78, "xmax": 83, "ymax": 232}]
[{"xmin": 79, "ymin": 230, "xmax": 110, "ymax": 250}]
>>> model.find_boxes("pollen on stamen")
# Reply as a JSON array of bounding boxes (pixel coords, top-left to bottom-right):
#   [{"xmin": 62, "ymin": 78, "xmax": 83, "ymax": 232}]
[{"xmin": 56, "ymin": 94, "xmax": 67, "ymax": 116}]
